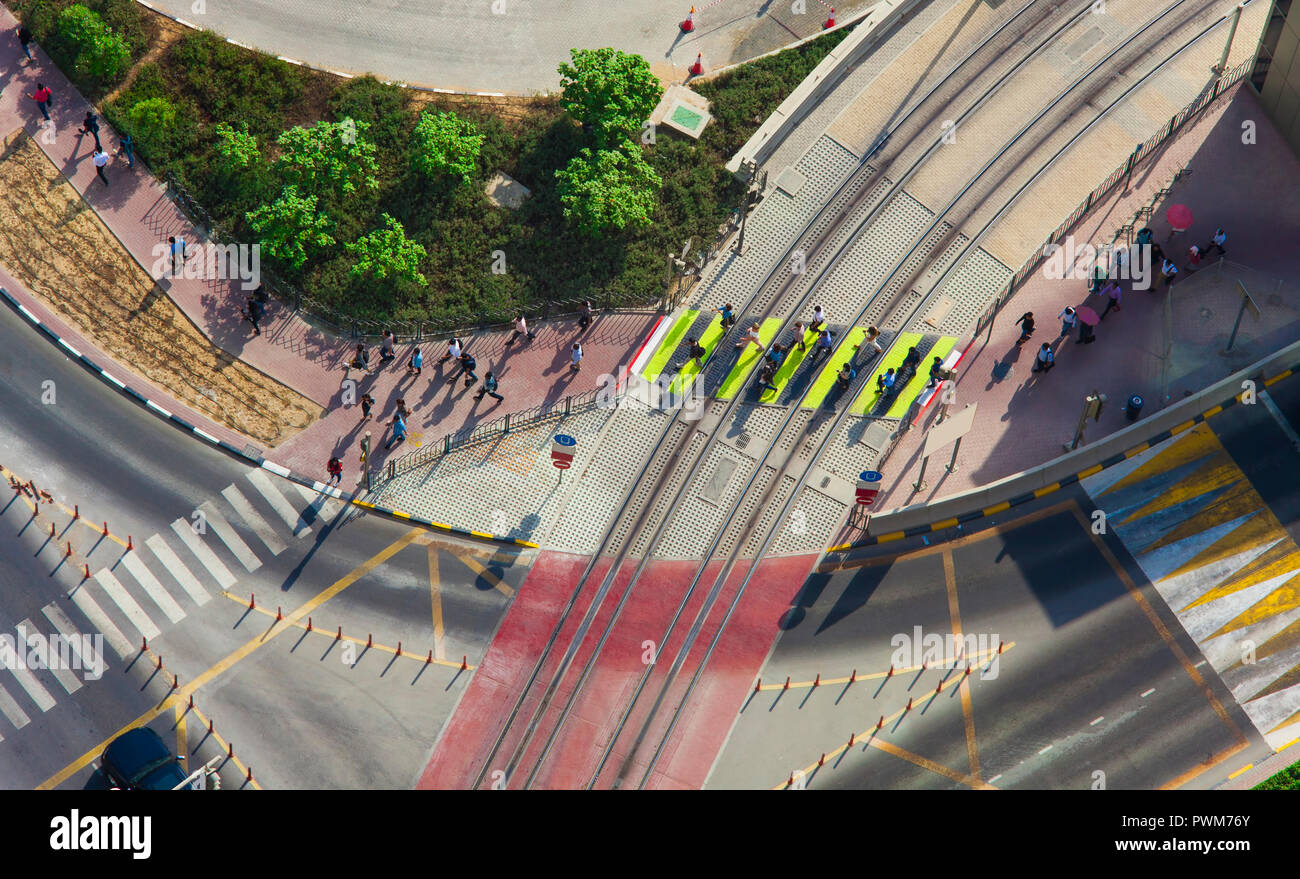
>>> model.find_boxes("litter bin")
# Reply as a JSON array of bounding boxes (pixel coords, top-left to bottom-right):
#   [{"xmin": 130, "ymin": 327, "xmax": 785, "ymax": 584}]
[{"xmin": 1125, "ymin": 394, "xmax": 1144, "ymax": 422}]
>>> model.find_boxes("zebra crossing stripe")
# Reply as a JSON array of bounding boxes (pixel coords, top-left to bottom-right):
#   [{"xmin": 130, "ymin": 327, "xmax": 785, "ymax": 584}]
[
  {"xmin": 42, "ymin": 603, "xmax": 105, "ymax": 674},
  {"xmin": 145, "ymin": 535, "xmax": 210, "ymax": 606},
  {"xmin": 17, "ymin": 619, "xmax": 81, "ymax": 695},
  {"xmin": 3, "ymin": 648, "xmax": 57, "ymax": 712},
  {"xmin": 221, "ymin": 485, "xmax": 287, "ymax": 556},
  {"xmin": 93, "ymin": 569, "xmax": 161, "ymax": 641},
  {"xmin": 121, "ymin": 551, "xmax": 187, "ymax": 623},
  {"xmin": 169, "ymin": 520, "xmax": 237, "ymax": 590},
  {"xmin": 199, "ymin": 501, "xmax": 262, "ymax": 572},
  {"xmin": 66, "ymin": 587, "xmax": 134, "ymax": 662},
  {"xmin": 0, "ymin": 682, "xmax": 30, "ymax": 729},
  {"xmin": 292, "ymin": 483, "xmax": 343, "ymax": 523},
  {"xmin": 247, "ymin": 469, "xmax": 313, "ymax": 537}
]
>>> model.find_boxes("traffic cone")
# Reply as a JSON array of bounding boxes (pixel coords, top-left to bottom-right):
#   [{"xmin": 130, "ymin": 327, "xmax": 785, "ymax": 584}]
[
  {"xmin": 824, "ymin": 8, "xmax": 836, "ymax": 28},
  {"xmin": 689, "ymin": 53, "xmax": 704, "ymax": 76},
  {"xmin": 680, "ymin": 5, "xmax": 695, "ymax": 32}
]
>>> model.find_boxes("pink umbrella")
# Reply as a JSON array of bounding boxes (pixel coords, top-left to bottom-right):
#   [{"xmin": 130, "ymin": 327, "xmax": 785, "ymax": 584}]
[
  {"xmin": 1075, "ymin": 305, "xmax": 1100, "ymax": 326},
  {"xmin": 1167, "ymin": 203, "xmax": 1194, "ymax": 232}
]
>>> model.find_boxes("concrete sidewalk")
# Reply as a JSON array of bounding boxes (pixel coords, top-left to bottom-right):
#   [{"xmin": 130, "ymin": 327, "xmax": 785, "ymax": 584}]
[
  {"xmin": 862, "ymin": 83, "xmax": 1300, "ymax": 520},
  {"xmin": 0, "ymin": 3, "xmax": 660, "ymax": 489}
]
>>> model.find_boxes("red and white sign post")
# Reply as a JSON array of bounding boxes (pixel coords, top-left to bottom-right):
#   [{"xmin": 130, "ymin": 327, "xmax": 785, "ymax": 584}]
[{"xmin": 552, "ymin": 434, "xmax": 576, "ymax": 481}]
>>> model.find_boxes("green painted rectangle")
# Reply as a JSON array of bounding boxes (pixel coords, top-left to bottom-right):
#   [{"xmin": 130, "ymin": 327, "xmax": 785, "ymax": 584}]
[
  {"xmin": 884, "ymin": 336, "xmax": 957, "ymax": 418},
  {"xmin": 717, "ymin": 318, "xmax": 782, "ymax": 400},
  {"xmin": 800, "ymin": 327, "xmax": 868, "ymax": 409},
  {"xmin": 759, "ymin": 327, "xmax": 820, "ymax": 403},
  {"xmin": 643, "ymin": 309, "xmax": 699, "ymax": 382},
  {"xmin": 849, "ymin": 332, "xmax": 924, "ymax": 415},
  {"xmin": 668, "ymin": 315, "xmax": 726, "ymax": 397}
]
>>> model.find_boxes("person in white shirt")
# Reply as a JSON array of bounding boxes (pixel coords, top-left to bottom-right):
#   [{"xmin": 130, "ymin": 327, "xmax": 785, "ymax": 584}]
[
  {"xmin": 1057, "ymin": 306, "xmax": 1078, "ymax": 339},
  {"xmin": 810, "ymin": 305, "xmax": 827, "ymax": 333},
  {"xmin": 1204, "ymin": 227, "xmax": 1226, "ymax": 256},
  {"xmin": 508, "ymin": 315, "xmax": 535, "ymax": 345},
  {"xmin": 92, "ymin": 148, "xmax": 109, "ymax": 186},
  {"xmin": 439, "ymin": 337, "xmax": 463, "ymax": 364},
  {"xmin": 855, "ymin": 325, "xmax": 884, "ymax": 357},
  {"xmin": 735, "ymin": 323, "xmax": 763, "ymax": 349},
  {"xmin": 1032, "ymin": 342, "xmax": 1055, "ymax": 373},
  {"xmin": 1161, "ymin": 259, "xmax": 1178, "ymax": 289}
]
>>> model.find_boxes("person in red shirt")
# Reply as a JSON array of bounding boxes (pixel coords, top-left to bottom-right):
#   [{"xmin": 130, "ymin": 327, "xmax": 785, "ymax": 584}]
[
  {"xmin": 326, "ymin": 456, "xmax": 343, "ymax": 486},
  {"xmin": 28, "ymin": 83, "xmax": 52, "ymax": 121}
]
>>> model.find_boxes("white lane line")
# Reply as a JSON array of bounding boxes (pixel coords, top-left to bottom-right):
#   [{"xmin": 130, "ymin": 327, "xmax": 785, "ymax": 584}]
[
  {"xmin": 1259, "ymin": 389, "xmax": 1300, "ymax": 454},
  {"xmin": 221, "ymin": 485, "xmax": 287, "ymax": 556},
  {"xmin": 42, "ymin": 603, "xmax": 105, "ymax": 674},
  {"xmin": 987, "ymin": 773, "xmax": 1002, "ymax": 784},
  {"xmin": 0, "ymin": 682, "xmax": 30, "ymax": 729},
  {"xmin": 1141, "ymin": 688, "xmax": 1156, "ymax": 698},
  {"xmin": 1090, "ymin": 716, "xmax": 1104, "ymax": 726},
  {"xmin": 121, "ymin": 551, "xmax": 187, "ymax": 623},
  {"xmin": 145, "ymin": 535, "xmax": 210, "ymax": 606},
  {"xmin": 247, "ymin": 470, "xmax": 312, "ymax": 537},
  {"xmin": 199, "ymin": 501, "xmax": 262, "ymax": 572},
  {"xmin": 17, "ymin": 619, "xmax": 81, "ymax": 695},
  {"xmin": 93, "ymin": 569, "xmax": 161, "ymax": 641},
  {"xmin": 1194, "ymin": 660, "xmax": 1207, "ymax": 668},
  {"xmin": 3, "ymin": 649, "xmax": 57, "ymax": 712},
  {"xmin": 169, "ymin": 520, "xmax": 236, "ymax": 590},
  {"xmin": 1038, "ymin": 744, "xmax": 1053, "ymax": 755},
  {"xmin": 66, "ymin": 588, "xmax": 134, "ymax": 661}
]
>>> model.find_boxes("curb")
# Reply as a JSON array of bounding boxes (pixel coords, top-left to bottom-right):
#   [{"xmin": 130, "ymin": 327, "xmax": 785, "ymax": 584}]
[
  {"xmin": 0, "ymin": 287, "xmax": 539, "ymax": 549},
  {"xmin": 827, "ymin": 358, "xmax": 1300, "ymax": 552}
]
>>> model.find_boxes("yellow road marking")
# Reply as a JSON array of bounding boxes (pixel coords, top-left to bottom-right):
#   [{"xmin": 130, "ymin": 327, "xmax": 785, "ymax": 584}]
[
  {"xmin": 867, "ymin": 738, "xmax": 996, "ymax": 790},
  {"xmin": 429, "ymin": 545, "xmax": 446, "ymax": 661},
  {"xmin": 175, "ymin": 703, "xmax": 187, "ymax": 773},
  {"xmin": 455, "ymin": 550, "xmax": 515, "ymax": 598},
  {"xmin": 759, "ymin": 644, "xmax": 1012, "ymax": 690},
  {"xmin": 943, "ymin": 550, "xmax": 979, "ymax": 781},
  {"xmin": 1227, "ymin": 763, "xmax": 1254, "ymax": 780}
]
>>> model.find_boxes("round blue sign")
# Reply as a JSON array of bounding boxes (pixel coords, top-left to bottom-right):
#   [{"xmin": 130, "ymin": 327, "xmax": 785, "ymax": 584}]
[
  {"xmin": 554, "ymin": 434, "xmax": 577, "ymax": 447},
  {"xmin": 859, "ymin": 470, "xmax": 883, "ymax": 483}
]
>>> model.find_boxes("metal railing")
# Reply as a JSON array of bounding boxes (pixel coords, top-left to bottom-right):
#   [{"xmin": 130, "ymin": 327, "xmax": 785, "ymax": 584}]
[{"xmin": 969, "ymin": 57, "xmax": 1254, "ymax": 339}]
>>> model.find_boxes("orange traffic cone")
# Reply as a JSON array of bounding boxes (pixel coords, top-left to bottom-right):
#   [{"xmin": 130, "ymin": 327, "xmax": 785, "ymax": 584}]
[
  {"xmin": 824, "ymin": 8, "xmax": 836, "ymax": 28},
  {"xmin": 680, "ymin": 6, "xmax": 695, "ymax": 32},
  {"xmin": 689, "ymin": 53, "xmax": 704, "ymax": 77}
]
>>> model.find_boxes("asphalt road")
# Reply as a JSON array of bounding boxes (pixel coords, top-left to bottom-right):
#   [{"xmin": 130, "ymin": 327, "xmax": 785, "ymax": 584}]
[{"xmin": 0, "ymin": 300, "xmax": 531, "ymax": 789}]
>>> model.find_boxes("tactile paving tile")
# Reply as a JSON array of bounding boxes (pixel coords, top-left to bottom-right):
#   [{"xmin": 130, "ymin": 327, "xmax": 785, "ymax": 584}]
[
  {"xmin": 912, "ymin": 245, "xmax": 1013, "ymax": 336},
  {"xmin": 819, "ymin": 416, "xmax": 892, "ymax": 485},
  {"xmin": 715, "ymin": 464, "xmax": 778, "ymax": 558},
  {"xmin": 719, "ymin": 403, "xmax": 788, "ymax": 449},
  {"xmin": 627, "ymin": 430, "xmax": 711, "ymax": 558},
  {"xmin": 656, "ymin": 443, "xmax": 759, "ymax": 559},
  {"xmin": 604, "ymin": 417, "xmax": 694, "ymax": 557},
  {"xmin": 770, "ymin": 485, "xmax": 848, "ymax": 556}
]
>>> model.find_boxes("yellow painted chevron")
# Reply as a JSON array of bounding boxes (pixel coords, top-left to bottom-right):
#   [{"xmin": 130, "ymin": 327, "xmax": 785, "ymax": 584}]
[
  {"xmin": 1209, "ymin": 572, "xmax": 1300, "ymax": 640},
  {"xmin": 1100, "ymin": 422, "xmax": 1221, "ymax": 497},
  {"xmin": 1141, "ymin": 480, "xmax": 1266, "ymax": 557},
  {"xmin": 1119, "ymin": 457, "xmax": 1244, "ymax": 526},
  {"xmin": 1183, "ymin": 540, "xmax": 1300, "ymax": 611},
  {"xmin": 1158, "ymin": 509, "xmax": 1284, "ymax": 582},
  {"xmin": 1240, "ymin": 660, "xmax": 1300, "ymax": 704}
]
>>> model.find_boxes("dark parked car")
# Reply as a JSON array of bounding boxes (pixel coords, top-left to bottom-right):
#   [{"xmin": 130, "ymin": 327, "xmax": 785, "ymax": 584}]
[{"xmin": 101, "ymin": 727, "xmax": 199, "ymax": 790}]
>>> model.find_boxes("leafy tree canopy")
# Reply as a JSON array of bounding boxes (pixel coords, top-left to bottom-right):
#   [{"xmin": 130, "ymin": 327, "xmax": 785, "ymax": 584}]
[
  {"xmin": 558, "ymin": 48, "xmax": 663, "ymax": 148},
  {"xmin": 345, "ymin": 213, "xmax": 428, "ymax": 287},
  {"xmin": 246, "ymin": 185, "xmax": 335, "ymax": 269},
  {"xmin": 554, "ymin": 142, "xmax": 661, "ymax": 236}
]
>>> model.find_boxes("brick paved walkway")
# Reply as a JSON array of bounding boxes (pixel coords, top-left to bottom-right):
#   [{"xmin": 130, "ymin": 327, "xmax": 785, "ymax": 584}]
[{"xmin": 0, "ymin": 3, "xmax": 660, "ymax": 488}]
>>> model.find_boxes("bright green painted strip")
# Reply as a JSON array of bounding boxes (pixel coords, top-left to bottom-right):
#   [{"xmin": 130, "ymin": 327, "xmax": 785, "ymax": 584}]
[
  {"xmin": 849, "ymin": 332, "xmax": 924, "ymax": 415},
  {"xmin": 884, "ymin": 336, "xmax": 958, "ymax": 418},
  {"xmin": 717, "ymin": 319, "xmax": 782, "ymax": 400},
  {"xmin": 799, "ymin": 327, "xmax": 868, "ymax": 409},
  {"xmin": 759, "ymin": 328, "xmax": 820, "ymax": 402},
  {"xmin": 668, "ymin": 315, "xmax": 725, "ymax": 397},
  {"xmin": 643, "ymin": 309, "xmax": 699, "ymax": 382}
]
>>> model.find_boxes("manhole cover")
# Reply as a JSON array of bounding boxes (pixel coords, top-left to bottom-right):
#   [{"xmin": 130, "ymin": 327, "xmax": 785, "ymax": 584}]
[{"xmin": 700, "ymin": 457, "xmax": 738, "ymax": 504}]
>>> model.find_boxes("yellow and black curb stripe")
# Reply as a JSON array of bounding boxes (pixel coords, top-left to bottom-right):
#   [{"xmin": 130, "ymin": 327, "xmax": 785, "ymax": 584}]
[
  {"xmin": 1, "ymin": 287, "xmax": 538, "ymax": 549},
  {"xmin": 827, "ymin": 364, "xmax": 1299, "ymax": 552}
]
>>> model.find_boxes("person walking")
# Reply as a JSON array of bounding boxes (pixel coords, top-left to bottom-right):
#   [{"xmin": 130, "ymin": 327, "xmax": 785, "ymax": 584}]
[
  {"xmin": 926, "ymin": 356, "xmax": 945, "ymax": 388},
  {"xmin": 876, "ymin": 368, "xmax": 897, "ymax": 395},
  {"xmin": 345, "ymin": 343, "xmax": 369, "ymax": 378},
  {"xmin": 91, "ymin": 148, "xmax": 109, "ymax": 186},
  {"xmin": 1160, "ymin": 258, "xmax": 1179, "ymax": 290},
  {"xmin": 16, "ymin": 25, "xmax": 34, "ymax": 63},
  {"xmin": 407, "ymin": 347, "xmax": 423, "ymax": 377},
  {"xmin": 578, "ymin": 301, "xmax": 594, "ymax": 331},
  {"xmin": 735, "ymin": 323, "xmax": 762, "ymax": 349},
  {"xmin": 507, "ymin": 315, "xmax": 536, "ymax": 345},
  {"xmin": 394, "ymin": 397, "xmax": 411, "ymax": 420},
  {"xmin": 812, "ymin": 328, "xmax": 835, "ymax": 359},
  {"xmin": 1031, "ymin": 342, "xmax": 1055, "ymax": 373},
  {"xmin": 244, "ymin": 293, "xmax": 264, "ymax": 335},
  {"xmin": 716, "ymin": 303, "xmax": 736, "ymax": 330},
  {"xmin": 1099, "ymin": 279, "xmax": 1122, "ymax": 319},
  {"xmin": 385, "ymin": 414, "xmax": 408, "ymax": 450},
  {"xmin": 835, "ymin": 362, "xmax": 856, "ymax": 392},
  {"xmin": 168, "ymin": 236, "xmax": 187, "ymax": 275},
  {"xmin": 115, "ymin": 133, "xmax": 134, "ymax": 169},
  {"xmin": 570, "ymin": 342, "xmax": 584, "ymax": 372},
  {"xmin": 1057, "ymin": 306, "xmax": 1078, "ymax": 339},
  {"xmin": 360, "ymin": 392, "xmax": 375, "ymax": 421},
  {"xmin": 790, "ymin": 322, "xmax": 808, "ymax": 352},
  {"xmin": 379, "ymin": 330, "xmax": 396, "ymax": 365},
  {"xmin": 859, "ymin": 326, "xmax": 884, "ymax": 356},
  {"xmin": 810, "ymin": 305, "xmax": 827, "ymax": 333},
  {"xmin": 450, "ymin": 350, "xmax": 478, "ymax": 385},
  {"xmin": 28, "ymin": 83, "xmax": 52, "ymax": 121},
  {"xmin": 1203, "ymin": 227, "xmax": 1227, "ymax": 256},
  {"xmin": 475, "ymin": 371, "xmax": 504, "ymax": 402},
  {"xmin": 685, "ymin": 336, "xmax": 707, "ymax": 364},
  {"xmin": 80, "ymin": 111, "xmax": 102, "ymax": 152},
  {"xmin": 326, "ymin": 456, "xmax": 343, "ymax": 486},
  {"xmin": 1014, "ymin": 312, "xmax": 1035, "ymax": 346},
  {"xmin": 438, "ymin": 337, "xmax": 463, "ymax": 365},
  {"xmin": 1077, "ymin": 320, "xmax": 1096, "ymax": 345},
  {"xmin": 1186, "ymin": 245, "xmax": 1202, "ymax": 273},
  {"xmin": 756, "ymin": 363, "xmax": 779, "ymax": 395}
]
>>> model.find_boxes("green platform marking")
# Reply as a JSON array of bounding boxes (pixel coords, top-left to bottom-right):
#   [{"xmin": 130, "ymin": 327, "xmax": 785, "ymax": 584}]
[
  {"xmin": 643, "ymin": 309, "xmax": 699, "ymax": 382},
  {"xmin": 718, "ymin": 319, "xmax": 782, "ymax": 400},
  {"xmin": 799, "ymin": 327, "xmax": 869, "ymax": 409},
  {"xmin": 668, "ymin": 315, "xmax": 726, "ymax": 397},
  {"xmin": 850, "ymin": 332, "xmax": 924, "ymax": 415},
  {"xmin": 759, "ymin": 328, "xmax": 820, "ymax": 402},
  {"xmin": 884, "ymin": 336, "xmax": 958, "ymax": 418}
]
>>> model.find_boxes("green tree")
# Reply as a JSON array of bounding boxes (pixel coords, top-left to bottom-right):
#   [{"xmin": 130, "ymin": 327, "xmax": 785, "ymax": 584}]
[
  {"xmin": 246, "ymin": 186, "xmax": 335, "ymax": 270},
  {"xmin": 274, "ymin": 119, "xmax": 379, "ymax": 199},
  {"xmin": 554, "ymin": 143, "xmax": 661, "ymax": 236},
  {"xmin": 55, "ymin": 4, "xmax": 131, "ymax": 82},
  {"xmin": 126, "ymin": 96, "xmax": 176, "ymax": 153},
  {"xmin": 214, "ymin": 122, "xmax": 261, "ymax": 174},
  {"xmin": 557, "ymin": 48, "xmax": 663, "ymax": 148},
  {"xmin": 345, "ymin": 214, "xmax": 428, "ymax": 287},
  {"xmin": 411, "ymin": 111, "xmax": 484, "ymax": 185}
]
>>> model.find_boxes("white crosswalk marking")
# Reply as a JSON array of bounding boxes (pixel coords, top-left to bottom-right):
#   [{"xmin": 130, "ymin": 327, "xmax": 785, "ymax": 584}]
[
  {"xmin": 17, "ymin": 619, "xmax": 81, "ymax": 695},
  {"xmin": 66, "ymin": 586, "xmax": 134, "ymax": 661},
  {"xmin": 170, "ymin": 519, "xmax": 236, "ymax": 590},
  {"xmin": 3, "ymin": 650, "xmax": 57, "ymax": 713},
  {"xmin": 199, "ymin": 501, "xmax": 261, "ymax": 572},
  {"xmin": 145, "ymin": 535, "xmax": 210, "ymax": 606},
  {"xmin": 0, "ymin": 682, "xmax": 30, "ymax": 730},
  {"xmin": 247, "ymin": 469, "xmax": 312, "ymax": 537},
  {"xmin": 293, "ymin": 483, "xmax": 345, "ymax": 523},
  {"xmin": 94, "ymin": 568, "xmax": 160, "ymax": 641},
  {"xmin": 121, "ymin": 551, "xmax": 187, "ymax": 623},
  {"xmin": 42, "ymin": 602, "xmax": 107, "ymax": 675},
  {"xmin": 221, "ymin": 485, "xmax": 287, "ymax": 555}
]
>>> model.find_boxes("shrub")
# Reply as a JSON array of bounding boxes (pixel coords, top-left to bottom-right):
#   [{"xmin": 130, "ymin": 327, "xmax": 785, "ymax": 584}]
[
  {"xmin": 346, "ymin": 214, "xmax": 428, "ymax": 287},
  {"xmin": 246, "ymin": 186, "xmax": 336, "ymax": 270},
  {"xmin": 126, "ymin": 96, "xmax": 176, "ymax": 152},
  {"xmin": 411, "ymin": 111, "xmax": 484, "ymax": 185},
  {"xmin": 558, "ymin": 48, "xmax": 663, "ymax": 149},
  {"xmin": 555, "ymin": 142, "xmax": 661, "ymax": 236},
  {"xmin": 53, "ymin": 4, "xmax": 131, "ymax": 84}
]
